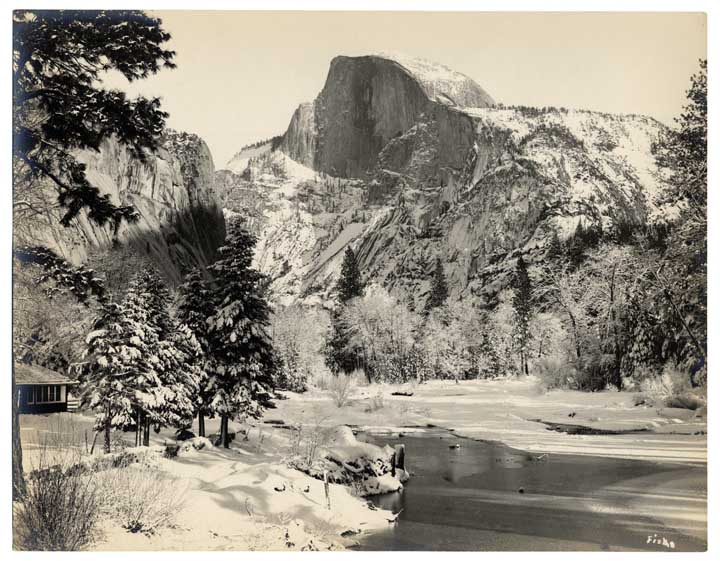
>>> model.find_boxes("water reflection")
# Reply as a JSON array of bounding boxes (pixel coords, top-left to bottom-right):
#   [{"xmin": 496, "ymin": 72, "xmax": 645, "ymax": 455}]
[{"xmin": 355, "ymin": 430, "xmax": 706, "ymax": 551}]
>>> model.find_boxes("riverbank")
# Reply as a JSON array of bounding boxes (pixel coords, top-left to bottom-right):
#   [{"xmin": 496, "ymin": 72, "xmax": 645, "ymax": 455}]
[{"xmin": 268, "ymin": 377, "xmax": 707, "ymax": 464}]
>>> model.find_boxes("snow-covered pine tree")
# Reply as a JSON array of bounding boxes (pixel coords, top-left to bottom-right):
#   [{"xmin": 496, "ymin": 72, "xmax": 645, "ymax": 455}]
[
  {"xmin": 325, "ymin": 246, "xmax": 365, "ymax": 374},
  {"xmin": 155, "ymin": 322, "xmax": 203, "ymax": 433},
  {"xmin": 424, "ymin": 257, "xmax": 449, "ymax": 315},
  {"xmin": 82, "ymin": 300, "xmax": 160, "ymax": 452},
  {"xmin": 120, "ymin": 268, "xmax": 171, "ymax": 446},
  {"xmin": 511, "ymin": 256, "xmax": 533, "ymax": 376},
  {"xmin": 83, "ymin": 267, "xmax": 203, "ymax": 450},
  {"xmin": 177, "ymin": 267, "xmax": 215, "ymax": 436},
  {"xmin": 124, "ymin": 267, "xmax": 203, "ymax": 444},
  {"xmin": 205, "ymin": 220, "xmax": 277, "ymax": 447}
]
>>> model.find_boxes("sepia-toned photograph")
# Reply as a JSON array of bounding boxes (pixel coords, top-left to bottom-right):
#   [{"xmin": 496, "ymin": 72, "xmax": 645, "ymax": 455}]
[{"xmin": 8, "ymin": 3, "xmax": 711, "ymax": 554}]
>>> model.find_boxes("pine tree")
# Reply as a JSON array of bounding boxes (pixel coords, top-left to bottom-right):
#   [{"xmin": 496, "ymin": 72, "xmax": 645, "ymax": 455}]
[
  {"xmin": 652, "ymin": 59, "xmax": 707, "ymax": 379},
  {"xmin": 82, "ymin": 300, "xmax": 160, "ymax": 452},
  {"xmin": 325, "ymin": 246, "xmax": 365, "ymax": 374},
  {"xmin": 511, "ymin": 256, "xmax": 533, "ymax": 376},
  {"xmin": 13, "ymin": 10, "xmax": 174, "ymax": 227},
  {"xmin": 337, "ymin": 246, "xmax": 364, "ymax": 304},
  {"xmin": 325, "ymin": 309, "xmax": 357, "ymax": 374},
  {"xmin": 546, "ymin": 230, "xmax": 564, "ymax": 261},
  {"xmin": 177, "ymin": 267, "xmax": 215, "ymax": 437},
  {"xmin": 424, "ymin": 257, "xmax": 449, "ymax": 314},
  {"xmin": 82, "ymin": 268, "xmax": 203, "ymax": 449},
  {"xmin": 155, "ymin": 323, "xmax": 203, "ymax": 435},
  {"xmin": 123, "ymin": 268, "xmax": 190, "ymax": 445},
  {"xmin": 205, "ymin": 220, "xmax": 277, "ymax": 447}
]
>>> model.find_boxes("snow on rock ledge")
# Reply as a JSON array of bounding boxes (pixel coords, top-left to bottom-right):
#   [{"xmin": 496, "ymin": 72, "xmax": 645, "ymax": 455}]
[{"xmin": 289, "ymin": 425, "xmax": 407, "ymax": 497}]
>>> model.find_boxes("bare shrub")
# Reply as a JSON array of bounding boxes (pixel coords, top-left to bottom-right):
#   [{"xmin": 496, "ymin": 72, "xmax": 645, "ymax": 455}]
[
  {"xmin": 97, "ymin": 458, "xmax": 188, "ymax": 534},
  {"xmin": 310, "ymin": 368, "xmax": 334, "ymax": 391},
  {"xmin": 328, "ymin": 372, "xmax": 355, "ymax": 407},
  {"xmin": 534, "ymin": 355, "xmax": 578, "ymax": 391},
  {"xmin": 364, "ymin": 390, "xmax": 385, "ymax": 413},
  {"xmin": 14, "ymin": 444, "xmax": 100, "ymax": 550},
  {"xmin": 289, "ymin": 413, "xmax": 331, "ymax": 467},
  {"xmin": 349, "ymin": 368, "xmax": 369, "ymax": 387},
  {"xmin": 639, "ymin": 361, "xmax": 705, "ymax": 410}
]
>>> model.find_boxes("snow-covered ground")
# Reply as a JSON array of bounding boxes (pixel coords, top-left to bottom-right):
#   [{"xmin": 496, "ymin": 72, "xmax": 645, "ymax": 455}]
[
  {"xmin": 268, "ymin": 377, "xmax": 707, "ymax": 464},
  {"xmin": 19, "ymin": 378, "xmax": 704, "ymax": 550},
  {"xmin": 19, "ymin": 413, "xmax": 397, "ymax": 551}
]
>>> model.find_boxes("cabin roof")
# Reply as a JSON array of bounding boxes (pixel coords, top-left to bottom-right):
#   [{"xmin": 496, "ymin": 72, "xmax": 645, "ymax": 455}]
[{"xmin": 14, "ymin": 363, "xmax": 77, "ymax": 386}]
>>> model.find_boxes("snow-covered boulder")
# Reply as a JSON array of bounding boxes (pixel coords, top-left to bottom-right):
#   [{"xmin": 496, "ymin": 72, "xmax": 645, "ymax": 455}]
[
  {"xmin": 175, "ymin": 436, "xmax": 214, "ymax": 457},
  {"xmin": 289, "ymin": 425, "xmax": 407, "ymax": 496}
]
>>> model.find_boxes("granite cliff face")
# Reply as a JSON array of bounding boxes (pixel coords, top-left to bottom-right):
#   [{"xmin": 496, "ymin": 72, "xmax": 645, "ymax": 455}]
[
  {"xmin": 280, "ymin": 54, "xmax": 493, "ymax": 179},
  {"xmin": 17, "ymin": 130, "xmax": 226, "ymax": 280},
  {"xmin": 218, "ymin": 54, "xmax": 666, "ymax": 309}
]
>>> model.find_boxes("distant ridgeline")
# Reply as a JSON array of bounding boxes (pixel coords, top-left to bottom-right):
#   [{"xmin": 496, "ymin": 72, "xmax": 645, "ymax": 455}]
[
  {"xmin": 15, "ymin": 129, "xmax": 227, "ymax": 288},
  {"xmin": 215, "ymin": 52, "xmax": 668, "ymax": 311}
]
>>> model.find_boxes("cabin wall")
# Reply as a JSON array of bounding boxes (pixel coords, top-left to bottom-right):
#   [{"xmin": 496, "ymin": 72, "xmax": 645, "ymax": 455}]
[{"xmin": 17, "ymin": 385, "xmax": 69, "ymax": 415}]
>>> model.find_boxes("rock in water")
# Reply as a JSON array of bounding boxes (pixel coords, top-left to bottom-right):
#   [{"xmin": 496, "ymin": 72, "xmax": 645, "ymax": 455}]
[{"xmin": 289, "ymin": 425, "xmax": 406, "ymax": 497}]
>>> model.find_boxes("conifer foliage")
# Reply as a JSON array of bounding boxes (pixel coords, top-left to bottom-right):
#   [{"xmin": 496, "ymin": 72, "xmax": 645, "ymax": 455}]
[
  {"xmin": 336, "ymin": 247, "xmax": 364, "ymax": 304},
  {"xmin": 511, "ymin": 256, "xmax": 533, "ymax": 376},
  {"xmin": 178, "ymin": 219, "xmax": 277, "ymax": 447},
  {"xmin": 205, "ymin": 221, "xmax": 276, "ymax": 446},
  {"xmin": 325, "ymin": 246, "xmax": 365, "ymax": 374},
  {"xmin": 13, "ymin": 10, "xmax": 175, "ymax": 228},
  {"xmin": 176, "ymin": 268, "xmax": 216, "ymax": 437},
  {"xmin": 81, "ymin": 268, "xmax": 201, "ymax": 451},
  {"xmin": 424, "ymin": 257, "xmax": 449, "ymax": 314}
]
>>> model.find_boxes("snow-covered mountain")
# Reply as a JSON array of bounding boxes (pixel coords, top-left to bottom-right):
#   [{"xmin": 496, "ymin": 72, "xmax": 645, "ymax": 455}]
[{"xmin": 217, "ymin": 53, "xmax": 667, "ymax": 310}]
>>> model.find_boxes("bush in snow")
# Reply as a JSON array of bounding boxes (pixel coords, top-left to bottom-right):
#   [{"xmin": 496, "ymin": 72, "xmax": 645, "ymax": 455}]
[
  {"xmin": 534, "ymin": 354, "xmax": 579, "ymax": 391},
  {"xmin": 639, "ymin": 361, "xmax": 706, "ymax": 410},
  {"xmin": 327, "ymin": 372, "xmax": 355, "ymax": 408},
  {"xmin": 14, "ymin": 455, "xmax": 101, "ymax": 550},
  {"xmin": 96, "ymin": 458, "xmax": 188, "ymax": 535}
]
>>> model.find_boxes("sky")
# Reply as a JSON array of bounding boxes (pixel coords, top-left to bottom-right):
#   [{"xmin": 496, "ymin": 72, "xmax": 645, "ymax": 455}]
[{"xmin": 104, "ymin": 11, "xmax": 707, "ymax": 169}]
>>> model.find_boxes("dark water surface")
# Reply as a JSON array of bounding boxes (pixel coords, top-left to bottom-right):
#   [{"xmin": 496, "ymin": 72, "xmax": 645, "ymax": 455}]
[{"xmin": 354, "ymin": 430, "xmax": 706, "ymax": 551}]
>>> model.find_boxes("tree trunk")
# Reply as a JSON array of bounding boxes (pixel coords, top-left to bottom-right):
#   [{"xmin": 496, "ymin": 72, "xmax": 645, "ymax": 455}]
[
  {"xmin": 135, "ymin": 411, "xmax": 142, "ymax": 447},
  {"xmin": 12, "ymin": 367, "xmax": 26, "ymax": 501},
  {"xmin": 198, "ymin": 412, "xmax": 205, "ymax": 437},
  {"xmin": 143, "ymin": 418, "xmax": 150, "ymax": 446},
  {"xmin": 104, "ymin": 417, "xmax": 111, "ymax": 454},
  {"xmin": 220, "ymin": 416, "xmax": 229, "ymax": 448}
]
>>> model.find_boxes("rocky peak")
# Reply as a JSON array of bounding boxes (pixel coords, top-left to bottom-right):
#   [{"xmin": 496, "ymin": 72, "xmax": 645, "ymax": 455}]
[
  {"xmin": 222, "ymin": 55, "xmax": 667, "ymax": 310},
  {"xmin": 371, "ymin": 52, "xmax": 495, "ymax": 107},
  {"xmin": 280, "ymin": 53, "xmax": 494, "ymax": 179}
]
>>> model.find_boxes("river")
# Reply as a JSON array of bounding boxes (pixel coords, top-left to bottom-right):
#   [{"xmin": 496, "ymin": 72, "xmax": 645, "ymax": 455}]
[{"xmin": 353, "ymin": 430, "xmax": 706, "ymax": 551}]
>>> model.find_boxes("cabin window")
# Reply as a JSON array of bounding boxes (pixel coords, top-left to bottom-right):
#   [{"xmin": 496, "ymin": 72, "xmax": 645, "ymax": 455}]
[{"xmin": 34, "ymin": 385, "xmax": 63, "ymax": 404}]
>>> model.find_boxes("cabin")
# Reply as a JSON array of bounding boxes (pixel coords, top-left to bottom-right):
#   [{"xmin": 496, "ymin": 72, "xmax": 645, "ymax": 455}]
[{"xmin": 15, "ymin": 363, "xmax": 78, "ymax": 414}]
